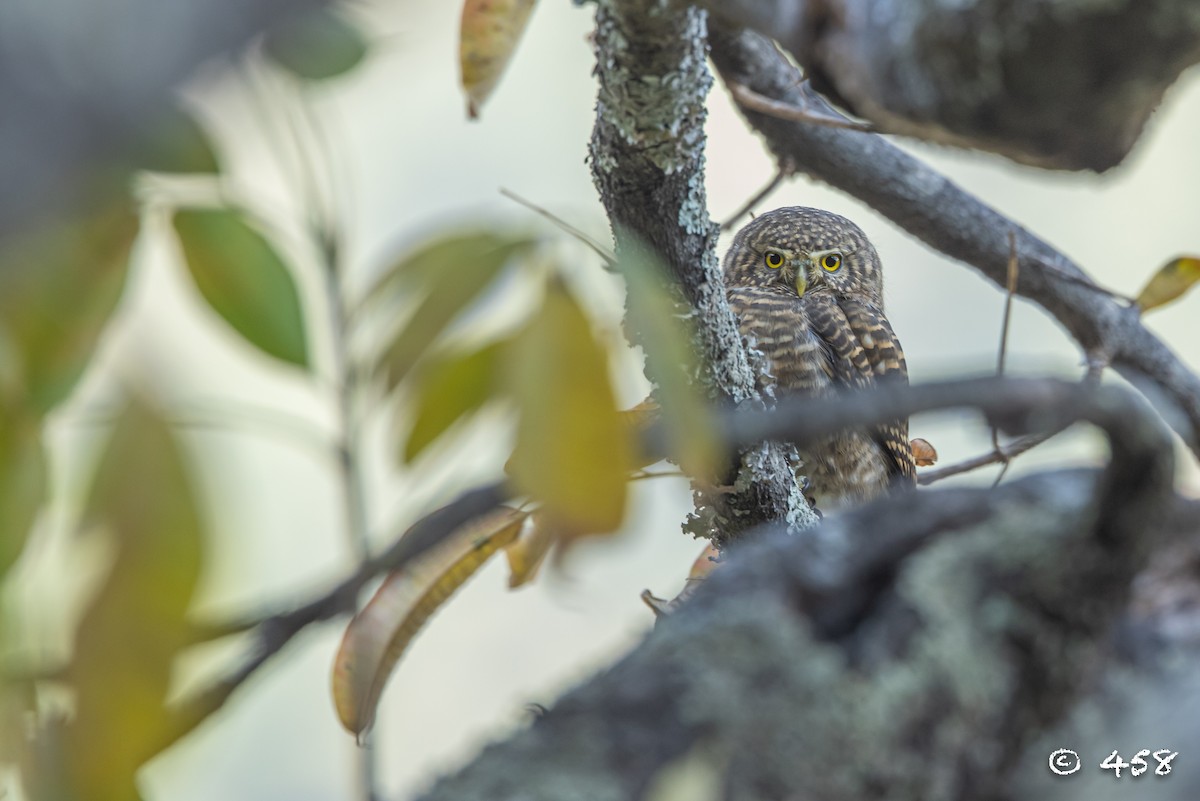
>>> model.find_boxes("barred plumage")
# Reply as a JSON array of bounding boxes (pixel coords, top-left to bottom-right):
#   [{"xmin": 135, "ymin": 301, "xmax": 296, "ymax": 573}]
[{"xmin": 724, "ymin": 207, "xmax": 915, "ymax": 508}]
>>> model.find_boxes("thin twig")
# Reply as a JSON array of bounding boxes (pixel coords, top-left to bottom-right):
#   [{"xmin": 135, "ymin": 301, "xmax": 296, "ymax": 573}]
[
  {"xmin": 319, "ymin": 207, "xmax": 372, "ymax": 566},
  {"xmin": 499, "ymin": 188, "xmax": 616, "ymax": 268},
  {"xmin": 918, "ymin": 431, "xmax": 1052, "ymax": 485},
  {"xmin": 245, "ymin": 57, "xmax": 328, "ymax": 239},
  {"xmin": 918, "ymin": 356, "xmax": 1110, "ymax": 487},
  {"xmin": 990, "ymin": 233, "xmax": 1020, "ymax": 486},
  {"xmin": 721, "ymin": 165, "xmax": 790, "ymax": 231},
  {"xmin": 292, "ymin": 82, "xmax": 379, "ymax": 801},
  {"xmin": 163, "ymin": 483, "xmax": 510, "ymax": 752},
  {"xmin": 997, "ymin": 232, "xmax": 1019, "ymax": 378},
  {"xmin": 726, "ymin": 80, "xmax": 876, "ymax": 133},
  {"xmin": 1036, "ymin": 260, "xmax": 1137, "ymax": 305}
]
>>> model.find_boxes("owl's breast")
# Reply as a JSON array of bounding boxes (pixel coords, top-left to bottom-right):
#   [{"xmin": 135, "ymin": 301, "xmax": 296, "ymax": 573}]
[
  {"xmin": 727, "ymin": 286, "xmax": 892, "ymax": 506},
  {"xmin": 726, "ymin": 288, "xmax": 831, "ymax": 396}
]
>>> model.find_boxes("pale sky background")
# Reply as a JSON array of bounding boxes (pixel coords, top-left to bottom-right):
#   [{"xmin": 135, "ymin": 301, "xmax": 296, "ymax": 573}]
[{"xmin": 11, "ymin": 0, "xmax": 1200, "ymax": 798}]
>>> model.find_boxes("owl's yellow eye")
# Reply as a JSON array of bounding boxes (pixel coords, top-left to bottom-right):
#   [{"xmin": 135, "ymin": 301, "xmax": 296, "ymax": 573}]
[
  {"xmin": 821, "ymin": 253, "xmax": 842, "ymax": 271},
  {"xmin": 764, "ymin": 252, "xmax": 784, "ymax": 269}
]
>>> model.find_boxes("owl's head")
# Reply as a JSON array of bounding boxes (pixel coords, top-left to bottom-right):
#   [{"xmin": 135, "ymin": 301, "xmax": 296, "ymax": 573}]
[{"xmin": 722, "ymin": 206, "xmax": 883, "ymax": 304}]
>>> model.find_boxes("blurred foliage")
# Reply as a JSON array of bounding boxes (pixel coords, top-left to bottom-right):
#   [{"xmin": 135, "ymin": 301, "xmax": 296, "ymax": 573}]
[
  {"xmin": 404, "ymin": 338, "xmax": 509, "ymax": 462},
  {"xmin": 17, "ymin": 400, "xmax": 204, "ymax": 801},
  {"xmin": 0, "ymin": 405, "xmax": 46, "ymax": 576},
  {"xmin": 616, "ymin": 238, "xmax": 721, "ymax": 479},
  {"xmin": 173, "ymin": 208, "xmax": 311, "ymax": 368},
  {"xmin": 367, "ymin": 230, "xmax": 538, "ymax": 390},
  {"xmin": 63, "ymin": 400, "xmax": 204, "ymax": 800},
  {"xmin": 263, "ymin": 6, "xmax": 369, "ymax": 82},
  {"xmin": 131, "ymin": 105, "xmax": 222, "ymax": 175},
  {"xmin": 0, "ymin": 196, "xmax": 137, "ymax": 579},
  {"xmin": 0, "ymin": 8, "xmax": 718, "ymax": 794},
  {"xmin": 506, "ymin": 277, "xmax": 635, "ymax": 537},
  {"xmin": 0, "ymin": 199, "xmax": 137, "ymax": 414}
]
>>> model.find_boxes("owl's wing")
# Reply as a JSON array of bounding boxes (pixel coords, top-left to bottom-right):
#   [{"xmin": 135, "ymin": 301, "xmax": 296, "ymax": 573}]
[{"xmin": 807, "ymin": 296, "xmax": 916, "ymax": 484}]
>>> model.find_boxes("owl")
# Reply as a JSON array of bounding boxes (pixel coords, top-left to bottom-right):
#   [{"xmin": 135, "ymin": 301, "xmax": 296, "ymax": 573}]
[{"xmin": 723, "ymin": 206, "xmax": 915, "ymax": 508}]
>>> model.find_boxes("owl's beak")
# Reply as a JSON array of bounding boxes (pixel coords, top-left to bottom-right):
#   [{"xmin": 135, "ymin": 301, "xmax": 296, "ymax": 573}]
[{"xmin": 794, "ymin": 267, "xmax": 807, "ymax": 297}]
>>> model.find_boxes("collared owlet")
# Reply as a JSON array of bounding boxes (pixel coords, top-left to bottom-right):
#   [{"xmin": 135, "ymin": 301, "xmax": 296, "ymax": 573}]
[{"xmin": 723, "ymin": 206, "xmax": 916, "ymax": 508}]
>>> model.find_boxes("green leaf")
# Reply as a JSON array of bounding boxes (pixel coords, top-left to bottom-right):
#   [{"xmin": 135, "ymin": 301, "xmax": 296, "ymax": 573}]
[
  {"xmin": 264, "ymin": 7, "xmax": 368, "ymax": 81},
  {"xmin": 62, "ymin": 399, "xmax": 204, "ymax": 801},
  {"xmin": 506, "ymin": 279, "xmax": 635, "ymax": 536},
  {"xmin": 174, "ymin": 209, "xmax": 310, "ymax": 367},
  {"xmin": 0, "ymin": 200, "xmax": 137, "ymax": 413},
  {"xmin": 618, "ymin": 237, "xmax": 721, "ymax": 478},
  {"xmin": 133, "ymin": 104, "xmax": 221, "ymax": 174},
  {"xmin": 372, "ymin": 231, "xmax": 535, "ymax": 389},
  {"xmin": 0, "ymin": 404, "xmax": 46, "ymax": 577},
  {"xmin": 403, "ymin": 339, "xmax": 508, "ymax": 462}
]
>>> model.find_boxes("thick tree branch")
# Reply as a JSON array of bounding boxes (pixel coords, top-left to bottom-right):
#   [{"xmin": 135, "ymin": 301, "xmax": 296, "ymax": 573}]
[
  {"xmin": 588, "ymin": 0, "xmax": 816, "ymax": 543},
  {"xmin": 702, "ymin": 0, "xmax": 1200, "ymax": 171},
  {"xmin": 418, "ymin": 379, "xmax": 1186, "ymax": 801},
  {"xmin": 708, "ymin": 26, "xmax": 1200, "ymax": 459}
]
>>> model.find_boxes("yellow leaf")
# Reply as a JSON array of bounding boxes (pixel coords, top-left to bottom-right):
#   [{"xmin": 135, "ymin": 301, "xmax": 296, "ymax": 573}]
[
  {"xmin": 459, "ymin": 0, "xmax": 538, "ymax": 118},
  {"xmin": 506, "ymin": 279, "xmax": 636, "ymax": 535},
  {"xmin": 0, "ymin": 404, "xmax": 46, "ymax": 576},
  {"xmin": 1135, "ymin": 256, "xmax": 1200, "ymax": 313},
  {"xmin": 504, "ymin": 510, "xmax": 556, "ymax": 588},
  {"xmin": 332, "ymin": 507, "xmax": 527, "ymax": 736},
  {"xmin": 63, "ymin": 399, "xmax": 205, "ymax": 800}
]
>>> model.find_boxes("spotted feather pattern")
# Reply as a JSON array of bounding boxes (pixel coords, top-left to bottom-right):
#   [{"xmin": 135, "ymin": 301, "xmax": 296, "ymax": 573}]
[{"xmin": 723, "ymin": 207, "xmax": 916, "ymax": 507}]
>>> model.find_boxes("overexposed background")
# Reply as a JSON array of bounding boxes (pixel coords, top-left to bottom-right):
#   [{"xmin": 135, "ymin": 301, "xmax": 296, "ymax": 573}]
[{"xmin": 19, "ymin": 0, "xmax": 1200, "ymax": 798}]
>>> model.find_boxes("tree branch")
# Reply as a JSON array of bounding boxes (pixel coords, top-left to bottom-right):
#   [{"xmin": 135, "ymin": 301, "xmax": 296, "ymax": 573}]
[
  {"xmin": 707, "ymin": 25, "xmax": 1200, "ymax": 459},
  {"xmin": 417, "ymin": 378, "xmax": 1185, "ymax": 801},
  {"xmin": 702, "ymin": 0, "xmax": 1200, "ymax": 171},
  {"xmin": 588, "ymin": 0, "xmax": 816, "ymax": 544}
]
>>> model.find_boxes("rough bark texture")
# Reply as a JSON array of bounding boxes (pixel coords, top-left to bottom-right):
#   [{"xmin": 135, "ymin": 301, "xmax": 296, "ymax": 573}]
[
  {"xmin": 0, "ymin": 0, "xmax": 326, "ymax": 243},
  {"xmin": 418, "ymin": 379, "xmax": 1194, "ymax": 801},
  {"xmin": 708, "ymin": 25, "xmax": 1200, "ymax": 459},
  {"xmin": 704, "ymin": 0, "xmax": 1200, "ymax": 170},
  {"xmin": 588, "ymin": 0, "xmax": 817, "ymax": 545}
]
